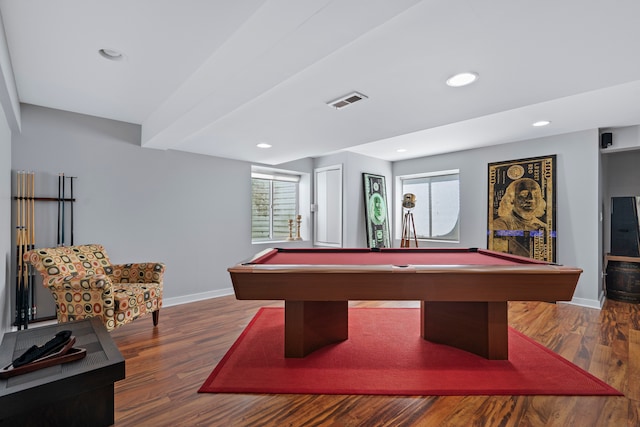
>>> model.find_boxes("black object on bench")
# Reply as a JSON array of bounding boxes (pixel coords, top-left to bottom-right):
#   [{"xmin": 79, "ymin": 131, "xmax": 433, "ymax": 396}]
[{"xmin": 9, "ymin": 330, "xmax": 72, "ymax": 368}]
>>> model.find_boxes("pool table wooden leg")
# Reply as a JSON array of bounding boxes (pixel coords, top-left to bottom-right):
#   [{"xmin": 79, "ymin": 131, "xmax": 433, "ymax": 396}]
[
  {"xmin": 421, "ymin": 301, "xmax": 508, "ymax": 360},
  {"xmin": 284, "ymin": 300, "xmax": 349, "ymax": 357}
]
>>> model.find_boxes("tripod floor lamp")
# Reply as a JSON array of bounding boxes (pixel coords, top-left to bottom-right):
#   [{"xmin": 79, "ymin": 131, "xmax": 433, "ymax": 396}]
[{"xmin": 401, "ymin": 193, "xmax": 418, "ymax": 248}]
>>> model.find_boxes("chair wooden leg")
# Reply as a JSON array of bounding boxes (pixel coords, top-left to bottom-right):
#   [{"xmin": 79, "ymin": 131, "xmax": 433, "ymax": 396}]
[{"xmin": 152, "ymin": 310, "xmax": 159, "ymax": 326}]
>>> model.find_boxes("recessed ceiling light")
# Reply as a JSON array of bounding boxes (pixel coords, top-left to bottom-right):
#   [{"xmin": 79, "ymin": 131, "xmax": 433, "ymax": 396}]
[
  {"xmin": 396, "ymin": 148, "xmax": 407, "ymax": 153},
  {"xmin": 256, "ymin": 143, "xmax": 272, "ymax": 148},
  {"xmin": 532, "ymin": 120, "xmax": 551, "ymax": 127},
  {"xmin": 98, "ymin": 48, "xmax": 125, "ymax": 61},
  {"xmin": 446, "ymin": 72, "xmax": 478, "ymax": 87}
]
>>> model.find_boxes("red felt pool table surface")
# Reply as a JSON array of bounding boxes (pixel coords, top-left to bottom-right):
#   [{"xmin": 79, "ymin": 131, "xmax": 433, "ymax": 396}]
[
  {"xmin": 251, "ymin": 247, "xmax": 547, "ymax": 266},
  {"xmin": 228, "ymin": 247, "xmax": 582, "ymax": 359}
]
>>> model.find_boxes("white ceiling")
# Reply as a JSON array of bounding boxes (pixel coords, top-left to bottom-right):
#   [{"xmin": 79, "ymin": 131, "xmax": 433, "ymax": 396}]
[{"xmin": 1, "ymin": 0, "xmax": 639, "ymax": 165}]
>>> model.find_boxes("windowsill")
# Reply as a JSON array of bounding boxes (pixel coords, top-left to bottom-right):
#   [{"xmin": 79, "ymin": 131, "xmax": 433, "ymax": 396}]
[
  {"xmin": 252, "ymin": 239, "xmax": 307, "ymax": 245},
  {"xmin": 396, "ymin": 238, "xmax": 460, "ymax": 245}
]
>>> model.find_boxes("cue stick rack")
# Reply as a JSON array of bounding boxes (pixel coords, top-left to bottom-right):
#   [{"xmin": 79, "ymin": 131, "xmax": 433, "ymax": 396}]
[{"xmin": 12, "ymin": 171, "xmax": 78, "ymax": 329}]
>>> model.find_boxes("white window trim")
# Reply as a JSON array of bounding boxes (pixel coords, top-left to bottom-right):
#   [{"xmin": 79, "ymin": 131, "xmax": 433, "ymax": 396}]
[
  {"xmin": 395, "ymin": 169, "xmax": 460, "ymax": 243},
  {"xmin": 251, "ymin": 166, "xmax": 309, "ymax": 244}
]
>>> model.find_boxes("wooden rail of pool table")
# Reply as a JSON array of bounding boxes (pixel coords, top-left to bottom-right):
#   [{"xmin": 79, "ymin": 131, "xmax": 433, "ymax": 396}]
[
  {"xmin": 228, "ymin": 260, "xmax": 582, "ymax": 359},
  {"xmin": 229, "ymin": 264, "xmax": 582, "ymax": 302}
]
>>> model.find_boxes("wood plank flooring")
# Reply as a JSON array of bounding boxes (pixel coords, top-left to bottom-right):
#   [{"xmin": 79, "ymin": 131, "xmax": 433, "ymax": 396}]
[{"xmin": 110, "ymin": 296, "xmax": 640, "ymax": 426}]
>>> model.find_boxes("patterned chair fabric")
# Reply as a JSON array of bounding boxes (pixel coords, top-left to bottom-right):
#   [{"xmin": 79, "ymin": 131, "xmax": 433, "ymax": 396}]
[{"xmin": 25, "ymin": 244, "xmax": 165, "ymax": 331}]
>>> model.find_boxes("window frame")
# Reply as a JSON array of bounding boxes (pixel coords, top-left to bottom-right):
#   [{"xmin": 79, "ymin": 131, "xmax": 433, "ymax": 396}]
[
  {"xmin": 395, "ymin": 169, "xmax": 460, "ymax": 243},
  {"xmin": 251, "ymin": 169, "xmax": 300, "ymax": 243}
]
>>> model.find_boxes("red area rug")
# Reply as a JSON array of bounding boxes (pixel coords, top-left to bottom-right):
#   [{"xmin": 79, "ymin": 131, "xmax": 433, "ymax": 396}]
[{"xmin": 199, "ymin": 308, "xmax": 622, "ymax": 396}]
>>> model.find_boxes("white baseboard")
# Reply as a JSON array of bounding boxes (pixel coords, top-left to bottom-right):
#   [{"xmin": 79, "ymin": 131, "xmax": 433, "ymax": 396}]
[
  {"xmin": 9, "ymin": 288, "xmax": 236, "ymax": 332},
  {"xmin": 162, "ymin": 287, "xmax": 236, "ymax": 308},
  {"xmin": 567, "ymin": 296, "xmax": 603, "ymax": 309}
]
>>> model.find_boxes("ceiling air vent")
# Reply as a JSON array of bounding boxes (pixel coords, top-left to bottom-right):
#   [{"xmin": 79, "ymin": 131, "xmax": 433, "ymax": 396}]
[{"xmin": 327, "ymin": 92, "xmax": 368, "ymax": 109}]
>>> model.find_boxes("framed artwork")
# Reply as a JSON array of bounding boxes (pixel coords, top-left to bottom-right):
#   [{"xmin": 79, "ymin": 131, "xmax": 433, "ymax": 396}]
[
  {"xmin": 487, "ymin": 155, "xmax": 557, "ymax": 262},
  {"xmin": 363, "ymin": 173, "xmax": 391, "ymax": 248}
]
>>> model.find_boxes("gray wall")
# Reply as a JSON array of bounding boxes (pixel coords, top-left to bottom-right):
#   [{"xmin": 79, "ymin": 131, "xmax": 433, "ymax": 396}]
[
  {"xmin": 0, "ymin": 9, "xmax": 19, "ymax": 334},
  {"xmin": 0, "ymin": 102, "xmax": 11, "ymax": 331},
  {"xmin": 604, "ymin": 149, "xmax": 640, "ymax": 196},
  {"xmin": 602, "ymin": 149, "xmax": 640, "ymax": 255},
  {"xmin": 4, "ymin": 103, "xmax": 616, "ymax": 329},
  {"xmin": 11, "ymin": 104, "xmax": 291, "ymax": 314},
  {"xmin": 313, "ymin": 133, "xmax": 605, "ymax": 308},
  {"xmin": 314, "ymin": 151, "xmax": 392, "ymax": 248},
  {"xmin": 393, "ymin": 130, "xmax": 602, "ymax": 307}
]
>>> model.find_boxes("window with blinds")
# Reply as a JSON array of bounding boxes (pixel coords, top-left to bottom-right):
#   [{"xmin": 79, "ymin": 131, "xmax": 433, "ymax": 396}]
[
  {"xmin": 251, "ymin": 171, "xmax": 299, "ymax": 241},
  {"xmin": 399, "ymin": 171, "xmax": 460, "ymax": 241}
]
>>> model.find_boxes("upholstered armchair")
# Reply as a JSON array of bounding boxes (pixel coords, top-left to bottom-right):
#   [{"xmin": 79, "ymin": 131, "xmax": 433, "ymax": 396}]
[{"xmin": 24, "ymin": 244, "xmax": 165, "ymax": 331}]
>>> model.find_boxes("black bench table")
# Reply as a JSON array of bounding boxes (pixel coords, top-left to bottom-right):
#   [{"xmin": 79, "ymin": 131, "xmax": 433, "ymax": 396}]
[{"xmin": 0, "ymin": 317, "xmax": 125, "ymax": 426}]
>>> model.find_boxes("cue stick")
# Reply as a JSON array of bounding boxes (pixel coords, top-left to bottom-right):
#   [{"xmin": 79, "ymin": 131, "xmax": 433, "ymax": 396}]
[
  {"xmin": 57, "ymin": 173, "xmax": 61, "ymax": 245},
  {"xmin": 28, "ymin": 172, "xmax": 36, "ymax": 320},
  {"xmin": 19, "ymin": 171, "xmax": 28, "ymax": 328},
  {"xmin": 22, "ymin": 172, "xmax": 29, "ymax": 328},
  {"xmin": 20, "ymin": 172, "xmax": 26, "ymax": 328},
  {"xmin": 14, "ymin": 171, "xmax": 22, "ymax": 328},
  {"xmin": 24, "ymin": 172, "xmax": 31, "ymax": 321},
  {"xmin": 16, "ymin": 226, "xmax": 25, "ymax": 329},
  {"xmin": 69, "ymin": 176, "xmax": 75, "ymax": 245},
  {"xmin": 24, "ymin": 172, "xmax": 30, "ymax": 321},
  {"xmin": 61, "ymin": 172, "xmax": 65, "ymax": 246}
]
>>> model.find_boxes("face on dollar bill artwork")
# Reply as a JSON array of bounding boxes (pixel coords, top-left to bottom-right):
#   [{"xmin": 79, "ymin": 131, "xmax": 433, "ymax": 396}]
[
  {"xmin": 369, "ymin": 193, "xmax": 386, "ymax": 225},
  {"xmin": 363, "ymin": 173, "xmax": 391, "ymax": 248},
  {"xmin": 488, "ymin": 155, "xmax": 556, "ymax": 262}
]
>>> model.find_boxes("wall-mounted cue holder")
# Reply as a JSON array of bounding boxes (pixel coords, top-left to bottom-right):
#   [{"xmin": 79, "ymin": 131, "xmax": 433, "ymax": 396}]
[{"xmin": 12, "ymin": 171, "xmax": 78, "ymax": 330}]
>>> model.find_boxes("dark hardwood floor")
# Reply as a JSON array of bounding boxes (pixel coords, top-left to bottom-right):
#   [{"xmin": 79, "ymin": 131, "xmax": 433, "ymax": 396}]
[{"xmin": 109, "ymin": 296, "xmax": 640, "ymax": 426}]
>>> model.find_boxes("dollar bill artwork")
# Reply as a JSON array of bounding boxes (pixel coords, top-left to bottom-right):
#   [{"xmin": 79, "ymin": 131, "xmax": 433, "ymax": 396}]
[
  {"xmin": 363, "ymin": 173, "xmax": 391, "ymax": 248},
  {"xmin": 487, "ymin": 155, "xmax": 556, "ymax": 262}
]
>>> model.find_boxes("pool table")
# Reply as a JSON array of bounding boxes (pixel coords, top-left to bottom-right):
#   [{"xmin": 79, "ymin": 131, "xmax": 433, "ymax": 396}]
[{"xmin": 228, "ymin": 247, "xmax": 582, "ymax": 359}]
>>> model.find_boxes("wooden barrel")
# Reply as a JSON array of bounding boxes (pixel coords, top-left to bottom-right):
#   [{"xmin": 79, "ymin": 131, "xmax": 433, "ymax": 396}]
[{"xmin": 606, "ymin": 256, "xmax": 640, "ymax": 303}]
